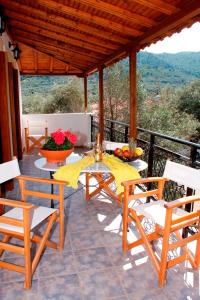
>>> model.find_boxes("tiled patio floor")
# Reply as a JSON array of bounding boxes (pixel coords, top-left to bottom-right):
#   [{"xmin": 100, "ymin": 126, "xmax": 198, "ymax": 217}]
[{"xmin": 0, "ymin": 152, "xmax": 200, "ymax": 300}]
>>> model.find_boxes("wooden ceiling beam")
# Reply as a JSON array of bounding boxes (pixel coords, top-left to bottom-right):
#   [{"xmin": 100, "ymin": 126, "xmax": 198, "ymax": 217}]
[
  {"xmin": 8, "ymin": 19, "xmax": 111, "ymax": 55},
  {"xmin": 5, "ymin": 9, "xmax": 119, "ymax": 50},
  {"xmin": 132, "ymin": 0, "xmax": 177, "ymax": 15},
  {"xmin": 137, "ymin": 1, "xmax": 200, "ymax": 48},
  {"xmin": 1, "ymin": 0, "xmax": 131, "ymax": 44},
  {"xmin": 86, "ymin": 0, "xmax": 200, "ymax": 75},
  {"xmin": 18, "ymin": 0, "xmax": 143, "ymax": 36},
  {"xmin": 20, "ymin": 71, "xmax": 83, "ymax": 76},
  {"xmin": 72, "ymin": 0, "xmax": 156, "ymax": 26},
  {"xmin": 11, "ymin": 28, "xmax": 101, "ymax": 62},
  {"xmin": 16, "ymin": 38, "xmax": 89, "ymax": 70}
]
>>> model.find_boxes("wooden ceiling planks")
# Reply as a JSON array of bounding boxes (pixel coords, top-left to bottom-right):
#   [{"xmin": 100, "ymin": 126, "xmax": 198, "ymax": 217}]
[
  {"xmin": 0, "ymin": 0, "xmax": 199, "ymax": 76},
  {"xmin": 19, "ymin": 44, "xmax": 82, "ymax": 75}
]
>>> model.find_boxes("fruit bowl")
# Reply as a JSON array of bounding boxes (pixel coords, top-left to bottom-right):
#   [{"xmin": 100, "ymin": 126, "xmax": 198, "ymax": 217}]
[
  {"xmin": 112, "ymin": 146, "xmax": 144, "ymax": 162},
  {"xmin": 115, "ymin": 154, "xmax": 142, "ymax": 162}
]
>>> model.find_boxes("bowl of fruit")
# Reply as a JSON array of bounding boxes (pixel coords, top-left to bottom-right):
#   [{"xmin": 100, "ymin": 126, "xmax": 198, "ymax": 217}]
[{"xmin": 113, "ymin": 145, "xmax": 144, "ymax": 162}]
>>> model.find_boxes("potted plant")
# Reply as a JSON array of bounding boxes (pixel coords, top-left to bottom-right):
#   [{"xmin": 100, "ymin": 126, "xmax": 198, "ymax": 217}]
[{"xmin": 39, "ymin": 128, "xmax": 77, "ymax": 163}]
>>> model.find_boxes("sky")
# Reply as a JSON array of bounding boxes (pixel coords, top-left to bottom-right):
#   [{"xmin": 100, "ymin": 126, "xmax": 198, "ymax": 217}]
[{"xmin": 144, "ymin": 22, "xmax": 200, "ymax": 54}]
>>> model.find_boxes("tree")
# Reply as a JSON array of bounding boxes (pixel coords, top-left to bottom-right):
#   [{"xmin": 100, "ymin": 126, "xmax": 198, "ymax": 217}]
[
  {"xmin": 43, "ymin": 78, "xmax": 84, "ymax": 113},
  {"xmin": 138, "ymin": 86, "xmax": 200, "ymax": 143},
  {"xmin": 22, "ymin": 94, "xmax": 49, "ymax": 114},
  {"xmin": 177, "ymin": 80, "xmax": 200, "ymax": 120}
]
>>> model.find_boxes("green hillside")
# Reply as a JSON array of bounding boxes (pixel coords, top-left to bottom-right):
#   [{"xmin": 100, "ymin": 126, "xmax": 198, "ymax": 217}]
[
  {"xmin": 137, "ymin": 51, "xmax": 200, "ymax": 92},
  {"xmin": 21, "ymin": 51, "xmax": 200, "ymax": 97}
]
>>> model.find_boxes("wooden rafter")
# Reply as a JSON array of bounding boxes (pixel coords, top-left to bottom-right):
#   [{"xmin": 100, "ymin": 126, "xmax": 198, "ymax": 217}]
[
  {"xmin": 132, "ymin": 0, "xmax": 177, "ymax": 15},
  {"xmin": 71, "ymin": 0, "xmax": 156, "ymax": 27},
  {"xmin": 86, "ymin": 1, "xmax": 200, "ymax": 74},
  {"xmin": 137, "ymin": 1, "xmax": 200, "ymax": 48},
  {"xmin": 1, "ymin": 0, "xmax": 131, "ymax": 44},
  {"xmin": 17, "ymin": 0, "xmax": 143, "ymax": 36},
  {"xmin": 0, "ymin": 0, "xmax": 198, "ymax": 76},
  {"xmin": 11, "ymin": 28, "xmax": 101, "ymax": 63},
  {"xmin": 5, "ymin": 9, "xmax": 119, "ymax": 50},
  {"xmin": 8, "ymin": 20, "xmax": 112, "ymax": 55},
  {"xmin": 15, "ymin": 37, "xmax": 87, "ymax": 70}
]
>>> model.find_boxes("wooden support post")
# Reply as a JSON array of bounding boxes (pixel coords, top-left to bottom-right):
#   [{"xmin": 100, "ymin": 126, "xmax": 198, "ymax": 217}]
[
  {"xmin": 13, "ymin": 69, "xmax": 23, "ymax": 160},
  {"xmin": 84, "ymin": 76, "xmax": 88, "ymax": 112},
  {"xmin": 129, "ymin": 50, "xmax": 137, "ymax": 140},
  {"xmin": 0, "ymin": 52, "xmax": 13, "ymax": 210},
  {"xmin": 8, "ymin": 63, "xmax": 18, "ymax": 157},
  {"xmin": 98, "ymin": 66, "xmax": 104, "ymax": 143},
  {"xmin": 0, "ymin": 52, "xmax": 12, "ymax": 163}
]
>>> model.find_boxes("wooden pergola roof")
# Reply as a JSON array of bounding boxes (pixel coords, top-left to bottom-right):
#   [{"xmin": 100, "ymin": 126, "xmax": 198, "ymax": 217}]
[{"xmin": 1, "ymin": 0, "xmax": 200, "ymax": 76}]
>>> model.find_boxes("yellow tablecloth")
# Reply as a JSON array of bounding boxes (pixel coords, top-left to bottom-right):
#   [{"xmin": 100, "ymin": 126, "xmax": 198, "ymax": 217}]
[{"xmin": 53, "ymin": 154, "xmax": 140, "ymax": 194}]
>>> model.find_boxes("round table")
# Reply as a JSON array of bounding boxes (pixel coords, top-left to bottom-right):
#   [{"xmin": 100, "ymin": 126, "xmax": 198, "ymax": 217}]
[
  {"xmin": 34, "ymin": 153, "xmax": 148, "ymax": 207},
  {"xmin": 34, "ymin": 153, "xmax": 147, "ymax": 174}
]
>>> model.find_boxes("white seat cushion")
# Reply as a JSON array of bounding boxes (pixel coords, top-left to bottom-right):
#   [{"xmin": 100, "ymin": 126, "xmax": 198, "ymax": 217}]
[
  {"xmin": 134, "ymin": 200, "xmax": 189, "ymax": 228},
  {"xmin": 0, "ymin": 206, "xmax": 57, "ymax": 234}
]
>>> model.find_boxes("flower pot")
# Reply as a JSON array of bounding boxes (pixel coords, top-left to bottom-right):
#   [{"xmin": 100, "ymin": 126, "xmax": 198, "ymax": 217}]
[{"xmin": 39, "ymin": 148, "xmax": 74, "ymax": 163}]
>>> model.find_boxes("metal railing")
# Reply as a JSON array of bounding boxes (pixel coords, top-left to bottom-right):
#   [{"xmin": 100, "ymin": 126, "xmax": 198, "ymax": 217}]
[{"xmin": 91, "ymin": 115, "xmax": 200, "ymax": 203}]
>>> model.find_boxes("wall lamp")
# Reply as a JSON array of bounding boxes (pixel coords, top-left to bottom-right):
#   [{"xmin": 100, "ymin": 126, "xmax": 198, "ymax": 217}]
[
  {"xmin": 8, "ymin": 42, "xmax": 21, "ymax": 60},
  {"xmin": 0, "ymin": 6, "xmax": 6, "ymax": 36}
]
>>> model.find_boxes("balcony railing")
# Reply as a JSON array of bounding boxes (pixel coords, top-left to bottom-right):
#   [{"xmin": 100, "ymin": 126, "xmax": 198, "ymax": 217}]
[{"xmin": 91, "ymin": 115, "xmax": 200, "ymax": 205}]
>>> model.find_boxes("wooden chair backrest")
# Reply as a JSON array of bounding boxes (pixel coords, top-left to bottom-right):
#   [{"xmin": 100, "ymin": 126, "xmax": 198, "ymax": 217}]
[
  {"xmin": 163, "ymin": 160, "xmax": 200, "ymax": 191},
  {"xmin": 0, "ymin": 159, "xmax": 21, "ymax": 184}
]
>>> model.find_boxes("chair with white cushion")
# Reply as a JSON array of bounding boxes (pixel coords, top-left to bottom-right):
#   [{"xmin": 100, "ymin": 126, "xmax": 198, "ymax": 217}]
[
  {"xmin": 0, "ymin": 159, "xmax": 66, "ymax": 289},
  {"xmin": 24, "ymin": 120, "xmax": 48, "ymax": 153},
  {"xmin": 122, "ymin": 160, "xmax": 200, "ymax": 287}
]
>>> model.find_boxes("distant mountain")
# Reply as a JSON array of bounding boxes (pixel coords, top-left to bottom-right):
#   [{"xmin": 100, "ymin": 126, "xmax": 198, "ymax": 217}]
[
  {"xmin": 137, "ymin": 51, "xmax": 200, "ymax": 93},
  {"xmin": 21, "ymin": 52, "xmax": 200, "ymax": 97}
]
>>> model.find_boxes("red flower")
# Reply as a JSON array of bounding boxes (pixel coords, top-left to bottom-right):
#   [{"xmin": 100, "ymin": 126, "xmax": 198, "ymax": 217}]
[
  {"xmin": 64, "ymin": 131, "xmax": 71, "ymax": 138},
  {"xmin": 51, "ymin": 129, "xmax": 65, "ymax": 145},
  {"xmin": 68, "ymin": 133, "xmax": 77, "ymax": 144}
]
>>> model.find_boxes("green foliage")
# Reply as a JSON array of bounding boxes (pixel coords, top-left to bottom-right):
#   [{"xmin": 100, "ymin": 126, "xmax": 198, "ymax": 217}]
[
  {"xmin": 137, "ymin": 52, "xmax": 200, "ymax": 93},
  {"xmin": 177, "ymin": 80, "xmax": 200, "ymax": 120},
  {"xmin": 22, "ymin": 94, "xmax": 50, "ymax": 114},
  {"xmin": 22, "ymin": 77, "xmax": 84, "ymax": 114},
  {"xmin": 43, "ymin": 78, "xmax": 84, "ymax": 113},
  {"xmin": 137, "ymin": 86, "xmax": 200, "ymax": 151},
  {"xmin": 43, "ymin": 137, "xmax": 72, "ymax": 150},
  {"xmin": 104, "ymin": 60, "xmax": 129, "ymax": 122}
]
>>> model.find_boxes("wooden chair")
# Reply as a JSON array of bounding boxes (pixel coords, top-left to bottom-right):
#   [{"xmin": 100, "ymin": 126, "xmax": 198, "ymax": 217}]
[
  {"xmin": 24, "ymin": 121, "xmax": 48, "ymax": 153},
  {"xmin": 122, "ymin": 160, "xmax": 200, "ymax": 287},
  {"xmin": 0, "ymin": 158, "xmax": 66, "ymax": 289}
]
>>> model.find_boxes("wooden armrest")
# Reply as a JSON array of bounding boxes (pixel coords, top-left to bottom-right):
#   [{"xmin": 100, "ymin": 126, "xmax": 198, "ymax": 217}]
[
  {"xmin": 164, "ymin": 195, "xmax": 200, "ymax": 209},
  {"xmin": 0, "ymin": 198, "xmax": 34, "ymax": 209},
  {"xmin": 121, "ymin": 177, "xmax": 167, "ymax": 188},
  {"xmin": 17, "ymin": 175, "xmax": 67, "ymax": 185}
]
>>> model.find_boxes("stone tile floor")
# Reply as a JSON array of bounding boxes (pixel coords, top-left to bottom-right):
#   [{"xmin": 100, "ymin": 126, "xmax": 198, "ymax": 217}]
[{"xmin": 0, "ymin": 152, "xmax": 200, "ymax": 300}]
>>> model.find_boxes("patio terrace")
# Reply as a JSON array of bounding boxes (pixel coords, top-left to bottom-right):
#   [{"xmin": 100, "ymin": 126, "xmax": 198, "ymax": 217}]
[{"xmin": 0, "ymin": 151, "xmax": 199, "ymax": 300}]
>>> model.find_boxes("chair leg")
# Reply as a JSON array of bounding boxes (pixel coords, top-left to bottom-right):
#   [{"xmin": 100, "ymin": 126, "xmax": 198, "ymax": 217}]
[
  {"xmin": 32, "ymin": 212, "xmax": 57, "ymax": 274},
  {"xmin": 24, "ymin": 233, "xmax": 32, "ymax": 289},
  {"xmin": 158, "ymin": 208, "xmax": 173, "ymax": 287},
  {"xmin": 0, "ymin": 234, "xmax": 11, "ymax": 257},
  {"xmin": 195, "ymin": 235, "xmax": 200, "ymax": 267},
  {"xmin": 122, "ymin": 189, "xmax": 129, "ymax": 253}
]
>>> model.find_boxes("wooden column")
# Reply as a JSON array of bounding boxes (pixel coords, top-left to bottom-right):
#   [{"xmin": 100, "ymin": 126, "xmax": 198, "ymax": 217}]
[
  {"xmin": 0, "ymin": 52, "xmax": 12, "ymax": 163},
  {"xmin": 8, "ymin": 63, "xmax": 18, "ymax": 157},
  {"xmin": 129, "ymin": 50, "xmax": 137, "ymax": 140},
  {"xmin": 13, "ymin": 69, "xmax": 23, "ymax": 160},
  {"xmin": 84, "ymin": 76, "xmax": 88, "ymax": 112},
  {"xmin": 98, "ymin": 66, "xmax": 104, "ymax": 143},
  {"xmin": 0, "ymin": 52, "xmax": 13, "ymax": 211}
]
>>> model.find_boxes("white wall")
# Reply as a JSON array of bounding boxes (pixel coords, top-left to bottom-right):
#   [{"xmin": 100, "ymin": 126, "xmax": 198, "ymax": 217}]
[{"xmin": 22, "ymin": 113, "xmax": 92, "ymax": 147}]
